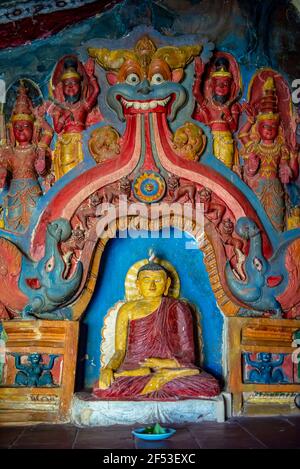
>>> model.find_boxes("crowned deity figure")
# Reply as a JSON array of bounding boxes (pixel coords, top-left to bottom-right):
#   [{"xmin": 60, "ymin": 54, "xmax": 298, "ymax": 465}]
[
  {"xmin": 93, "ymin": 256, "xmax": 220, "ymax": 400},
  {"xmin": 239, "ymin": 76, "xmax": 299, "ymax": 232},
  {"xmin": 48, "ymin": 56, "xmax": 100, "ymax": 180},
  {"xmin": 193, "ymin": 53, "xmax": 242, "ymax": 170},
  {"xmin": 0, "ymin": 83, "xmax": 53, "ymax": 233}
]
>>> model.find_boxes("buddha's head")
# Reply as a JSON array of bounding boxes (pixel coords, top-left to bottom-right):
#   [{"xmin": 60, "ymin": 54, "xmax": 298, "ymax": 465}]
[{"xmin": 136, "ymin": 262, "xmax": 171, "ymax": 299}]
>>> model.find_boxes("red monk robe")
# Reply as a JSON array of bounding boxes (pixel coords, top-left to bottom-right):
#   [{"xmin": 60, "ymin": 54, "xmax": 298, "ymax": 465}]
[{"xmin": 93, "ymin": 297, "xmax": 220, "ymax": 400}]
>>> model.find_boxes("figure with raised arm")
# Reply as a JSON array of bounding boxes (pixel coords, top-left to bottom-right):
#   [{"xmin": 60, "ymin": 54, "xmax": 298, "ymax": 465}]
[
  {"xmin": 48, "ymin": 56, "xmax": 100, "ymax": 180},
  {"xmin": 12, "ymin": 353, "xmax": 59, "ymax": 387},
  {"xmin": 245, "ymin": 352, "xmax": 285, "ymax": 384},
  {"xmin": 193, "ymin": 53, "xmax": 242, "ymax": 170}
]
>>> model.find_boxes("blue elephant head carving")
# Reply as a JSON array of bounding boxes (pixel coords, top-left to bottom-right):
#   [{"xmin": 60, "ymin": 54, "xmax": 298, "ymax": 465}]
[{"xmin": 20, "ymin": 218, "xmax": 83, "ymax": 319}]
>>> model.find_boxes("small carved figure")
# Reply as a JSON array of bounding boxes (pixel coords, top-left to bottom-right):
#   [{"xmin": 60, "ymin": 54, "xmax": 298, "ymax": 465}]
[
  {"xmin": 168, "ymin": 175, "xmax": 197, "ymax": 205},
  {"xmin": 219, "ymin": 218, "xmax": 245, "ymax": 280},
  {"xmin": 67, "ymin": 226, "xmax": 86, "ymax": 252},
  {"xmin": 119, "ymin": 176, "xmax": 132, "ymax": 199},
  {"xmin": 198, "ymin": 187, "xmax": 226, "ymax": 227},
  {"xmin": 47, "ymin": 55, "xmax": 101, "ymax": 180},
  {"xmin": 102, "ymin": 177, "xmax": 132, "ymax": 203},
  {"xmin": 239, "ymin": 76, "xmax": 299, "ymax": 231},
  {"xmin": 0, "ymin": 83, "xmax": 53, "ymax": 233},
  {"xmin": 89, "ymin": 125, "xmax": 120, "ymax": 163},
  {"xmin": 61, "ymin": 226, "xmax": 86, "ymax": 276},
  {"xmin": 172, "ymin": 122, "xmax": 206, "ymax": 161},
  {"xmin": 99, "ymin": 186, "xmax": 117, "ymax": 204},
  {"xmin": 77, "ymin": 178, "xmax": 132, "ymax": 230},
  {"xmin": 77, "ymin": 192, "xmax": 102, "ymax": 230},
  {"xmin": 12, "ymin": 353, "xmax": 59, "ymax": 387},
  {"xmin": 245, "ymin": 352, "xmax": 285, "ymax": 384},
  {"xmin": 193, "ymin": 53, "xmax": 242, "ymax": 169}
]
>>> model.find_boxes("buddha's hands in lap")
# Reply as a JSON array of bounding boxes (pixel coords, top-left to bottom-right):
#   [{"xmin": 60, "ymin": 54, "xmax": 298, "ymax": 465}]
[
  {"xmin": 140, "ymin": 358, "xmax": 179, "ymax": 369},
  {"xmin": 98, "ymin": 368, "xmax": 114, "ymax": 389}
]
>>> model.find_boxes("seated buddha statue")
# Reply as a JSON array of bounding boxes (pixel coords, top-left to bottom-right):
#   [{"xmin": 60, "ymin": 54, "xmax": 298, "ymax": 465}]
[{"xmin": 93, "ymin": 257, "xmax": 220, "ymax": 400}]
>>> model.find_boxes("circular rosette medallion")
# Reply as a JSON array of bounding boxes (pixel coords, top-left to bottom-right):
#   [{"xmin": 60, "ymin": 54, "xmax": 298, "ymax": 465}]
[{"xmin": 133, "ymin": 172, "xmax": 166, "ymax": 203}]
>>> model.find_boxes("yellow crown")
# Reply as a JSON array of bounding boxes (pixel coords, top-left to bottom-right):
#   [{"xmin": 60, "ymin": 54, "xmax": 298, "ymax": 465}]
[
  {"xmin": 263, "ymin": 76, "xmax": 275, "ymax": 93},
  {"xmin": 257, "ymin": 112, "xmax": 279, "ymax": 121},
  {"xmin": 211, "ymin": 67, "xmax": 232, "ymax": 78},
  {"xmin": 88, "ymin": 36, "xmax": 201, "ymax": 72},
  {"xmin": 60, "ymin": 69, "xmax": 81, "ymax": 81},
  {"xmin": 11, "ymin": 113, "xmax": 34, "ymax": 123}
]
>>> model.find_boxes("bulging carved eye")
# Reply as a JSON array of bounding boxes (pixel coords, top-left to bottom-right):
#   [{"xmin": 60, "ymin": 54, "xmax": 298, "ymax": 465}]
[
  {"xmin": 253, "ymin": 257, "xmax": 263, "ymax": 272},
  {"xmin": 151, "ymin": 73, "xmax": 165, "ymax": 85},
  {"xmin": 45, "ymin": 256, "xmax": 55, "ymax": 272},
  {"xmin": 125, "ymin": 73, "xmax": 140, "ymax": 85}
]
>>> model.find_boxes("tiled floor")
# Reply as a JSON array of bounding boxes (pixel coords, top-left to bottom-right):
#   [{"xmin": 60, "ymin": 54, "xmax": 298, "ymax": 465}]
[{"xmin": 0, "ymin": 417, "xmax": 299, "ymax": 449}]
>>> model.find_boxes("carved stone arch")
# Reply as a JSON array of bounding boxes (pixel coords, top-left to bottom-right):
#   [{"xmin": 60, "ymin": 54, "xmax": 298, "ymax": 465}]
[{"xmin": 72, "ymin": 213, "xmax": 240, "ymax": 320}]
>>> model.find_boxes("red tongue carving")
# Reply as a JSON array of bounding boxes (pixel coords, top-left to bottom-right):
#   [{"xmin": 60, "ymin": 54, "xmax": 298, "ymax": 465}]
[
  {"xmin": 26, "ymin": 278, "xmax": 41, "ymax": 289},
  {"xmin": 267, "ymin": 275, "xmax": 283, "ymax": 287}
]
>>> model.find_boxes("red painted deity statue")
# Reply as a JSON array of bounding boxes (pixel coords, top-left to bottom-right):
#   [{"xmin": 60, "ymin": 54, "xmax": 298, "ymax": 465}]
[
  {"xmin": 239, "ymin": 75, "xmax": 299, "ymax": 232},
  {"xmin": 0, "ymin": 83, "xmax": 53, "ymax": 233},
  {"xmin": 193, "ymin": 53, "xmax": 242, "ymax": 170},
  {"xmin": 47, "ymin": 56, "xmax": 101, "ymax": 180}
]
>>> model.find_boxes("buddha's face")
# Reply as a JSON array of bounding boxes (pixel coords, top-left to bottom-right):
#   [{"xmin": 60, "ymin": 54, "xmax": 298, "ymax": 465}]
[
  {"xmin": 13, "ymin": 120, "xmax": 33, "ymax": 144},
  {"xmin": 136, "ymin": 270, "xmax": 171, "ymax": 299}
]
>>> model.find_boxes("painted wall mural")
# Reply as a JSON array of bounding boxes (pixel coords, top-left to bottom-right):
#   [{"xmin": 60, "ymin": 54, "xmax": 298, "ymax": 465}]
[
  {"xmin": 0, "ymin": 31, "xmax": 299, "ymax": 322},
  {"xmin": 0, "ymin": 0, "xmax": 300, "ymax": 419}
]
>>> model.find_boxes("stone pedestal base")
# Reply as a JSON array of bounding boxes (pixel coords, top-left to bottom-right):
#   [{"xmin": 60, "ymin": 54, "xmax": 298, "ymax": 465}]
[
  {"xmin": 0, "ymin": 320, "xmax": 78, "ymax": 426},
  {"xmin": 71, "ymin": 392, "xmax": 229, "ymax": 426}
]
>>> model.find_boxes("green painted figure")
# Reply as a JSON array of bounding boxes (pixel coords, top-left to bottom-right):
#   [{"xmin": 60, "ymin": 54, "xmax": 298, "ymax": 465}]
[{"xmin": 12, "ymin": 353, "xmax": 59, "ymax": 387}]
